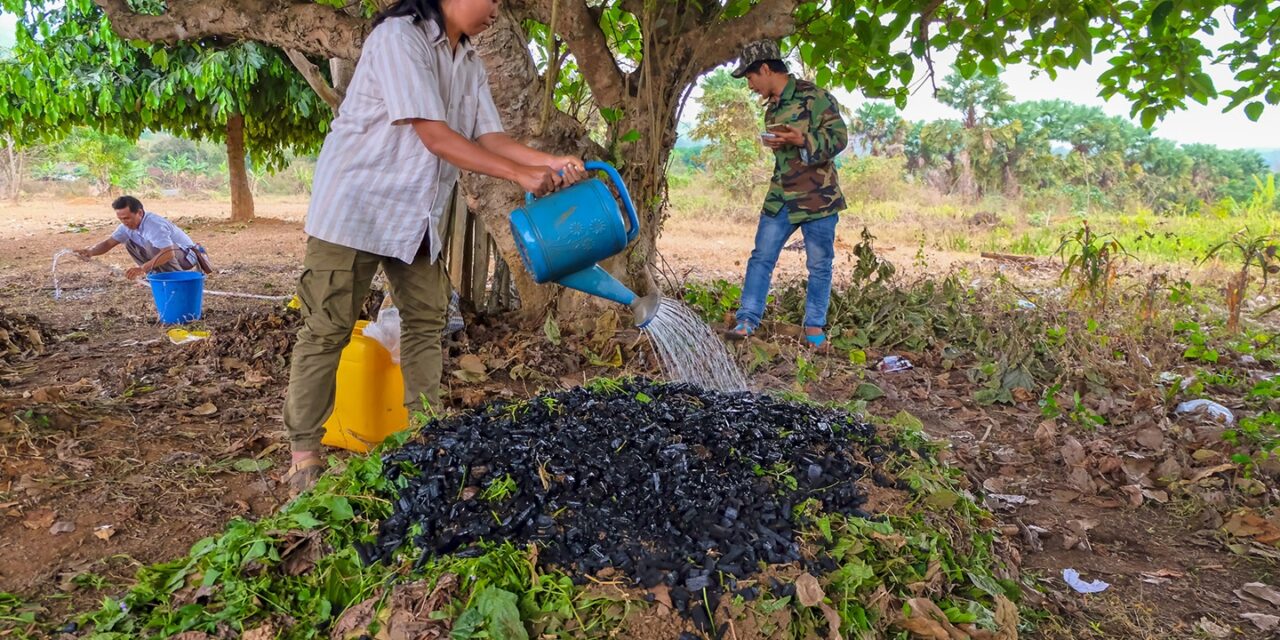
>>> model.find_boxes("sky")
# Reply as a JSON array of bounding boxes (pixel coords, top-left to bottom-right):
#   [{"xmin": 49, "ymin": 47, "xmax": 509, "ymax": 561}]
[
  {"xmin": 0, "ymin": 14, "xmax": 14, "ymax": 50},
  {"xmin": 2, "ymin": 11, "xmax": 1274, "ymax": 151}
]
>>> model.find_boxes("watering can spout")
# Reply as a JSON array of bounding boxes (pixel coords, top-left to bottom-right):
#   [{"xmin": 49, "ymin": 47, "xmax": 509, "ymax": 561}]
[
  {"xmin": 554, "ymin": 267, "xmax": 659, "ymax": 328},
  {"xmin": 630, "ymin": 293, "xmax": 660, "ymax": 329}
]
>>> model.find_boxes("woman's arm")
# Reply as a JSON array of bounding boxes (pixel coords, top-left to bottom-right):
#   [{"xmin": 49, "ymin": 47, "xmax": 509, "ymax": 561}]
[
  {"xmin": 410, "ymin": 120, "xmax": 563, "ymax": 195},
  {"xmin": 476, "ymin": 133, "xmax": 586, "ymax": 183}
]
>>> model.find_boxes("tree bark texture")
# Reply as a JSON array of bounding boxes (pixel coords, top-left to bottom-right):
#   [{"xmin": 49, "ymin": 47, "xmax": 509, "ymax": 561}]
[
  {"xmin": 1, "ymin": 135, "xmax": 23, "ymax": 204},
  {"xmin": 227, "ymin": 113, "xmax": 256, "ymax": 222}
]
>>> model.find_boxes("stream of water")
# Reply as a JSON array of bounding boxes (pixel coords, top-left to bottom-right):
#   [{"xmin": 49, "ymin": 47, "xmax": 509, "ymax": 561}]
[{"xmin": 640, "ymin": 297, "xmax": 748, "ymax": 392}]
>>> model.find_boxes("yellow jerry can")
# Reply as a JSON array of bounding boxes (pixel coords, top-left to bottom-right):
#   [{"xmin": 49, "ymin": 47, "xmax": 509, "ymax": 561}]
[{"xmin": 320, "ymin": 321, "xmax": 410, "ymax": 453}]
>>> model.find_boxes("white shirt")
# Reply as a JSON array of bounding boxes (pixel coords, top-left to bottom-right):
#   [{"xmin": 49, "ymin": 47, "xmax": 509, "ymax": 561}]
[
  {"xmin": 304, "ymin": 17, "xmax": 505, "ymax": 264},
  {"xmin": 111, "ymin": 211, "xmax": 196, "ymax": 256}
]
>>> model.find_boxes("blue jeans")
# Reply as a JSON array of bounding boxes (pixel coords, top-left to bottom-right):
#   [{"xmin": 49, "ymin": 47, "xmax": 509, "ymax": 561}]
[{"xmin": 735, "ymin": 209, "xmax": 839, "ymax": 329}]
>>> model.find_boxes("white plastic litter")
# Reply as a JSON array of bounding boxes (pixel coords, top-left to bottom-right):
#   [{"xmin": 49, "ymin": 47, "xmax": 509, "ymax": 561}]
[
  {"xmin": 1158, "ymin": 372, "xmax": 1193, "ymax": 390},
  {"xmin": 1175, "ymin": 399, "xmax": 1235, "ymax": 425},
  {"xmin": 1016, "ymin": 299, "xmax": 1037, "ymax": 310},
  {"xmin": 1063, "ymin": 568, "xmax": 1110, "ymax": 594},
  {"xmin": 877, "ymin": 355, "xmax": 913, "ymax": 373},
  {"xmin": 362, "ymin": 307, "xmax": 402, "ymax": 363},
  {"xmin": 983, "ymin": 493, "xmax": 1032, "ymax": 512}
]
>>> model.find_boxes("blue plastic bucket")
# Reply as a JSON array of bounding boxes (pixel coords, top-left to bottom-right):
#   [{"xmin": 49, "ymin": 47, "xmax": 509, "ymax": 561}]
[{"xmin": 148, "ymin": 271, "xmax": 205, "ymax": 324}]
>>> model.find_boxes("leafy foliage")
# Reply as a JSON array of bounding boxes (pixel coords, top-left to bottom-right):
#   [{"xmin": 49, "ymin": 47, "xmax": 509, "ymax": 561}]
[
  {"xmin": 792, "ymin": 0, "xmax": 1279, "ymax": 127},
  {"xmin": 936, "ymin": 68, "xmax": 1013, "ymax": 129},
  {"xmin": 1202, "ymin": 231, "xmax": 1280, "ymax": 333},
  {"xmin": 1056, "ymin": 220, "xmax": 1131, "ymax": 308},
  {"xmin": 849, "ymin": 102, "xmax": 906, "ymax": 157},
  {"xmin": 0, "ymin": 0, "xmax": 328, "ymax": 170}
]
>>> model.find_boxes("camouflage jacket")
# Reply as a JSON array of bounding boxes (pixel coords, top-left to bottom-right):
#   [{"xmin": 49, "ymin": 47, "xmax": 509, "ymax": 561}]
[{"xmin": 763, "ymin": 77, "xmax": 848, "ymax": 223}]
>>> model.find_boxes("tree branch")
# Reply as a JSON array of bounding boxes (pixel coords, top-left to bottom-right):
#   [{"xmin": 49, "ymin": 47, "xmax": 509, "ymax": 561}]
[
  {"xmin": 285, "ymin": 50, "xmax": 342, "ymax": 111},
  {"xmin": 513, "ymin": 0, "xmax": 627, "ymax": 108},
  {"xmin": 687, "ymin": 0, "xmax": 799, "ymax": 77},
  {"xmin": 92, "ymin": 0, "xmax": 368, "ymax": 60}
]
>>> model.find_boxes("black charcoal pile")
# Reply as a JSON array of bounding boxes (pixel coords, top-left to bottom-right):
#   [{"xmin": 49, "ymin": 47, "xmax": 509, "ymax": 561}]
[{"xmin": 366, "ymin": 379, "xmax": 898, "ymax": 634}]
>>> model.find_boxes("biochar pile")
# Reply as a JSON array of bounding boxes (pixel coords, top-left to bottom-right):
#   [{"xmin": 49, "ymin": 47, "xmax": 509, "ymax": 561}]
[{"xmin": 368, "ymin": 380, "xmax": 898, "ymax": 634}]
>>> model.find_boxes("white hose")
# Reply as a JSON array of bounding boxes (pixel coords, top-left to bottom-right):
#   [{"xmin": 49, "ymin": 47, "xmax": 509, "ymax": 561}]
[{"xmin": 54, "ymin": 247, "xmax": 294, "ymax": 303}]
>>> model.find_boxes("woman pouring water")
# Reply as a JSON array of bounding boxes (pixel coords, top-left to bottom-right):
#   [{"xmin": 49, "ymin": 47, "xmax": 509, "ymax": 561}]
[{"xmin": 282, "ymin": 0, "xmax": 587, "ymax": 496}]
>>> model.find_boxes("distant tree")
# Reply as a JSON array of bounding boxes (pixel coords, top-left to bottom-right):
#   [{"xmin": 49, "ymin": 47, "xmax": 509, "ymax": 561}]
[
  {"xmin": 691, "ymin": 69, "xmax": 768, "ymax": 200},
  {"xmin": 65, "ymin": 129, "xmax": 139, "ymax": 194},
  {"xmin": 937, "ymin": 68, "xmax": 1014, "ymax": 129},
  {"xmin": 850, "ymin": 102, "xmax": 906, "ymax": 157}
]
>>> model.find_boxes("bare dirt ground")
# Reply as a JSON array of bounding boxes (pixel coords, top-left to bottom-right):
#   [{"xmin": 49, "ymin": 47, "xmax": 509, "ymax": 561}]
[{"xmin": 1, "ymin": 196, "xmax": 1275, "ymax": 638}]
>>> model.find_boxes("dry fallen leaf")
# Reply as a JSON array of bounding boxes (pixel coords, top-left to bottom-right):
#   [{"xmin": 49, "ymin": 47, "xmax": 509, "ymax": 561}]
[
  {"xmin": 1121, "ymin": 455, "xmax": 1154, "ymax": 484},
  {"xmin": 1241, "ymin": 612, "xmax": 1280, "ymax": 631},
  {"xmin": 1191, "ymin": 463, "xmax": 1236, "ymax": 483},
  {"xmin": 649, "ymin": 584, "xmax": 673, "ymax": 609},
  {"xmin": 1060, "ymin": 437, "xmax": 1086, "ymax": 467},
  {"xmin": 1141, "ymin": 488, "xmax": 1169, "ymax": 504},
  {"xmin": 31, "ymin": 386, "xmax": 62, "ymax": 404},
  {"xmin": 279, "ymin": 530, "xmax": 324, "ymax": 577},
  {"xmin": 1238, "ymin": 582, "xmax": 1280, "ymax": 608},
  {"xmin": 241, "ymin": 623, "xmax": 276, "ymax": 640},
  {"xmin": 1135, "ymin": 426, "xmax": 1164, "ymax": 450},
  {"xmin": 1192, "ymin": 448, "xmax": 1221, "ymax": 462},
  {"xmin": 818, "ymin": 601, "xmax": 845, "ymax": 640},
  {"xmin": 897, "ymin": 598, "xmax": 968, "ymax": 640},
  {"xmin": 452, "ymin": 355, "xmax": 489, "ymax": 383},
  {"xmin": 93, "ymin": 524, "xmax": 115, "ymax": 540},
  {"xmin": 1067, "ymin": 467, "xmax": 1097, "ymax": 495},
  {"xmin": 1195, "ymin": 617, "xmax": 1231, "ymax": 639},
  {"xmin": 330, "ymin": 594, "xmax": 379, "ymax": 640},
  {"xmin": 190, "ymin": 402, "xmax": 218, "ymax": 416},
  {"xmin": 22, "ymin": 508, "xmax": 56, "ymax": 530},
  {"xmin": 383, "ymin": 574, "xmax": 459, "ymax": 640},
  {"xmin": 1120, "ymin": 484, "xmax": 1144, "ymax": 508},
  {"xmin": 1224, "ymin": 510, "xmax": 1280, "ymax": 544},
  {"xmin": 1154, "ymin": 457, "xmax": 1184, "ymax": 485},
  {"xmin": 1051, "ymin": 489, "xmax": 1081, "ymax": 503},
  {"xmin": 795, "ymin": 573, "xmax": 825, "ymax": 607}
]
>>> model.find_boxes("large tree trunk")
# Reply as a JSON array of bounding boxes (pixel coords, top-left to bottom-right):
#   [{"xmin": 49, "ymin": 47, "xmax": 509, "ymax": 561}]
[
  {"xmin": 227, "ymin": 113, "xmax": 255, "ymax": 223},
  {"xmin": 463, "ymin": 12, "xmax": 602, "ymax": 322}
]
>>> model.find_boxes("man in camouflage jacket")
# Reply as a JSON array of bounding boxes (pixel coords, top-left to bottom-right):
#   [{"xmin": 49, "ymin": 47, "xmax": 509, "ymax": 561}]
[{"xmin": 725, "ymin": 40, "xmax": 849, "ymax": 348}]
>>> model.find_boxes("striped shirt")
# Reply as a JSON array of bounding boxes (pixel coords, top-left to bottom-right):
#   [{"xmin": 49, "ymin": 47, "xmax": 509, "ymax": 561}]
[
  {"xmin": 304, "ymin": 16, "xmax": 505, "ymax": 264},
  {"xmin": 110, "ymin": 211, "xmax": 196, "ymax": 256}
]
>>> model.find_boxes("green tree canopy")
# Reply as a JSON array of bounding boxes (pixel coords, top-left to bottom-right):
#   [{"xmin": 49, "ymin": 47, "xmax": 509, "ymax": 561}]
[
  {"xmin": 850, "ymin": 102, "xmax": 905, "ymax": 156},
  {"xmin": 0, "ymin": 0, "xmax": 328, "ymax": 169},
  {"xmin": 936, "ymin": 67, "xmax": 1013, "ymax": 128}
]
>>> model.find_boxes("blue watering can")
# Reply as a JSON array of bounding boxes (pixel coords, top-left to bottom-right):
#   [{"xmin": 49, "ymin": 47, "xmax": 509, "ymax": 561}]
[{"xmin": 509, "ymin": 161, "xmax": 660, "ymax": 327}]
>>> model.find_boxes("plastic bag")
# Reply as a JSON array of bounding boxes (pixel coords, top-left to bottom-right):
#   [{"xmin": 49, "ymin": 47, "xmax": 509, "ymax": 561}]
[
  {"xmin": 363, "ymin": 306, "xmax": 402, "ymax": 363},
  {"xmin": 1175, "ymin": 399, "xmax": 1234, "ymax": 425}
]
